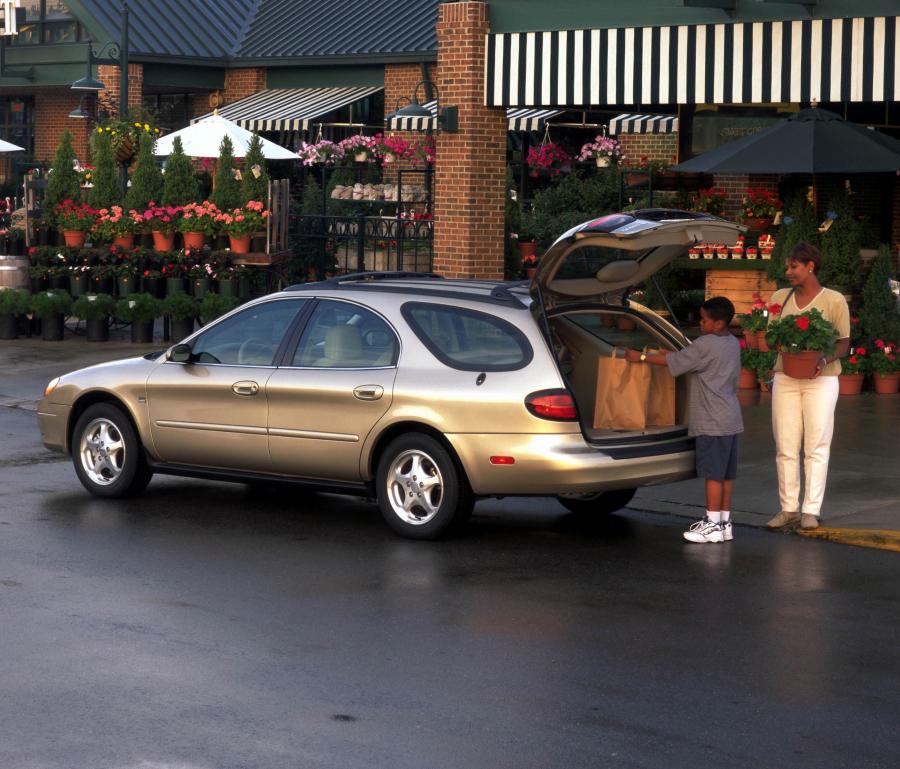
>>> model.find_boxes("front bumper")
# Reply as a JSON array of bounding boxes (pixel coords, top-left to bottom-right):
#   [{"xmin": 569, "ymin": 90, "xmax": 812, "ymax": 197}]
[
  {"xmin": 37, "ymin": 399, "xmax": 70, "ymax": 454},
  {"xmin": 446, "ymin": 432, "xmax": 695, "ymax": 495}
]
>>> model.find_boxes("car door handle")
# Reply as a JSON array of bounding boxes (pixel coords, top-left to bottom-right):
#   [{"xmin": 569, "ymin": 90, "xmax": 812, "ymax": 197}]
[
  {"xmin": 353, "ymin": 385, "xmax": 384, "ymax": 401},
  {"xmin": 232, "ymin": 381, "xmax": 260, "ymax": 396}
]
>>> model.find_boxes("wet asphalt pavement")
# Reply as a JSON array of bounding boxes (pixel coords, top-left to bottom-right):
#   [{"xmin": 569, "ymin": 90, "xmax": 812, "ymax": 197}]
[{"xmin": 1, "ymin": 403, "xmax": 899, "ymax": 769}]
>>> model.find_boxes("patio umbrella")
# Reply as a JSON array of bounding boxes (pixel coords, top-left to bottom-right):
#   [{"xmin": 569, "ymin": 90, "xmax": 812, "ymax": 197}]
[
  {"xmin": 153, "ymin": 113, "xmax": 296, "ymax": 160},
  {"xmin": 672, "ymin": 108, "xmax": 900, "ymax": 174},
  {"xmin": 0, "ymin": 138, "xmax": 25, "ymax": 153}
]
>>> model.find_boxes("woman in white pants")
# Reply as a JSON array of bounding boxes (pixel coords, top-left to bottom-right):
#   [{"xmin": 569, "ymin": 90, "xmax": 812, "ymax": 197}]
[{"xmin": 765, "ymin": 243, "xmax": 850, "ymax": 531}]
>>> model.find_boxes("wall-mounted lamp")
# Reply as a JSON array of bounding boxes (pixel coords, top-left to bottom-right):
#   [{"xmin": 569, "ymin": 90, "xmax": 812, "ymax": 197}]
[
  {"xmin": 68, "ymin": 95, "xmax": 92, "ymax": 119},
  {"xmin": 386, "ymin": 80, "xmax": 458, "ymax": 133}
]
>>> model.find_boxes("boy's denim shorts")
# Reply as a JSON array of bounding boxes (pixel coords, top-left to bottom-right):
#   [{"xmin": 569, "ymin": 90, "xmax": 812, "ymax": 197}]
[{"xmin": 695, "ymin": 434, "xmax": 740, "ymax": 481}]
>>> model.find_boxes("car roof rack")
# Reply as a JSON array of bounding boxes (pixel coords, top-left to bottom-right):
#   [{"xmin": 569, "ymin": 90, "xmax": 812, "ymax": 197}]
[{"xmin": 285, "ymin": 271, "xmax": 444, "ymax": 290}]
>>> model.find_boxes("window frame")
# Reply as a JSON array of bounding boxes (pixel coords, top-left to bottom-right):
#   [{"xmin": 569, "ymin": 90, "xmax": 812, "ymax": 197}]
[{"xmin": 401, "ymin": 301, "xmax": 534, "ymax": 372}]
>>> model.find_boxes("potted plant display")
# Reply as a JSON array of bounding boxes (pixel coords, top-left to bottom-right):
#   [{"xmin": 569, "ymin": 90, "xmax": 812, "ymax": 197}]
[
  {"xmin": 693, "ymin": 187, "xmax": 727, "ymax": 217},
  {"xmin": 31, "ymin": 290, "xmax": 73, "ymax": 341},
  {"xmin": 297, "ymin": 139, "xmax": 344, "ymax": 166},
  {"xmin": 160, "ymin": 256, "xmax": 187, "ymax": 295},
  {"xmin": 339, "ymin": 134, "xmax": 378, "ymax": 163},
  {"xmin": 73, "ymin": 293, "xmax": 116, "ymax": 342},
  {"xmin": 764, "ymin": 308, "xmax": 838, "ymax": 379},
  {"xmin": 0, "ymin": 287, "xmax": 30, "ymax": 339},
  {"xmin": 55, "ymin": 200, "xmax": 97, "ymax": 247},
  {"xmin": 838, "ymin": 346, "xmax": 868, "ymax": 395},
  {"xmin": 198, "ymin": 292, "xmax": 240, "ymax": 325},
  {"xmin": 142, "ymin": 204, "xmax": 183, "ymax": 251},
  {"xmin": 869, "ymin": 340, "xmax": 899, "ymax": 394},
  {"xmin": 178, "ymin": 200, "xmax": 221, "ymax": 249},
  {"xmin": 577, "ymin": 135, "xmax": 623, "ymax": 168},
  {"xmin": 526, "ymin": 142, "xmax": 572, "ymax": 178},
  {"xmin": 737, "ymin": 293, "xmax": 768, "ymax": 349},
  {"xmin": 739, "ymin": 344, "xmax": 760, "ymax": 390},
  {"xmin": 115, "ymin": 292, "xmax": 160, "ymax": 343},
  {"xmin": 94, "ymin": 205, "xmax": 142, "ymax": 249},
  {"xmin": 740, "ymin": 188, "xmax": 781, "ymax": 233},
  {"xmin": 186, "ymin": 261, "xmax": 215, "ymax": 298},
  {"xmin": 161, "ymin": 290, "xmax": 198, "ymax": 342},
  {"xmin": 217, "ymin": 200, "xmax": 269, "ymax": 254}
]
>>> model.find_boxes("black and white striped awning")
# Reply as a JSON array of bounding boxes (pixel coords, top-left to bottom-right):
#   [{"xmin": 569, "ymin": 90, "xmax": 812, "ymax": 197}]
[
  {"xmin": 609, "ymin": 114, "xmax": 679, "ymax": 134},
  {"xmin": 386, "ymin": 102, "xmax": 564, "ymax": 131},
  {"xmin": 486, "ymin": 16, "xmax": 900, "ymax": 106},
  {"xmin": 194, "ymin": 87, "xmax": 383, "ymax": 131}
]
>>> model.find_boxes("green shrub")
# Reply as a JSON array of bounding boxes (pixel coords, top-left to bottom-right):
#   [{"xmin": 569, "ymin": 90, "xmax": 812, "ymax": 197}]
[
  {"xmin": 210, "ymin": 135, "xmax": 242, "ymax": 212},
  {"xmin": 767, "ymin": 192, "xmax": 819, "ymax": 282},
  {"xmin": 241, "ymin": 133, "xmax": 269, "ymax": 206},
  {"xmin": 115, "ymin": 292, "xmax": 160, "ymax": 323},
  {"xmin": 124, "ymin": 133, "xmax": 164, "ymax": 211},
  {"xmin": 161, "ymin": 291, "xmax": 198, "ymax": 320},
  {"xmin": 818, "ymin": 189, "xmax": 861, "ymax": 292},
  {"xmin": 162, "ymin": 136, "xmax": 200, "ymax": 206},
  {"xmin": 72, "ymin": 293, "xmax": 116, "ymax": 320},
  {"xmin": 44, "ymin": 131, "xmax": 82, "ymax": 216},
  {"xmin": 88, "ymin": 129, "xmax": 121, "ymax": 210},
  {"xmin": 0, "ymin": 288, "xmax": 31, "ymax": 315},
  {"xmin": 860, "ymin": 244, "xmax": 900, "ymax": 343},
  {"xmin": 31, "ymin": 290, "xmax": 73, "ymax": 319},
  {"xmin": 198, "ymin": 292, "xmax": 240, "ymax": 323}
]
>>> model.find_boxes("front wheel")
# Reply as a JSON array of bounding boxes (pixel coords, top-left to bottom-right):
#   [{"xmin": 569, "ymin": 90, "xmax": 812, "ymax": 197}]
[
  {"xmin": 72, "ymin": 403, "xmax": 152, "ymax": 498},
  {"xmin": 376, "ymin": 434, "xmax": 473, "ymax": 540},
  {"xmin": 557, "ymin": 488, "xmax": 636, "ymax": 516}
]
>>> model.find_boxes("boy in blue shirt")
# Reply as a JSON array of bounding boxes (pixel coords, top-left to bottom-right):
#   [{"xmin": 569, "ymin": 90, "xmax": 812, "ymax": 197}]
[{"xmin": 626, "ymin": 296, "xmax": 743, "ymax": 543}]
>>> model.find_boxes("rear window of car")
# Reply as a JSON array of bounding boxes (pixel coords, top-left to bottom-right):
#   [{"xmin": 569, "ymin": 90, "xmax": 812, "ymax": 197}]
[
  {"xmin": 402, "ymin": 302, "xmax": 533, "ymax": 371},
  {"xmin": 556, "ymin": 245, "xmax": 646, "ymax": 279}
]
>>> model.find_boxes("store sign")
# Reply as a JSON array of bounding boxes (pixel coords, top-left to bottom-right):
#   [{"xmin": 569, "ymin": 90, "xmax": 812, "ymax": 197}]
[{"xmin": 1, "ymin": 1, "xmax": 25, "ymax": 36}]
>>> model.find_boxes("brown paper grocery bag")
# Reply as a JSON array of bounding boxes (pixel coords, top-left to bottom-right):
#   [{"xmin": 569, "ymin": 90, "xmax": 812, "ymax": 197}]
[
  {"xmin": 594, "ymin": 349, "xmax": 651, "ymax": 430},
  {"xmin": 646, "ymin": 364, "xmax": 676, "ymax": 427}
]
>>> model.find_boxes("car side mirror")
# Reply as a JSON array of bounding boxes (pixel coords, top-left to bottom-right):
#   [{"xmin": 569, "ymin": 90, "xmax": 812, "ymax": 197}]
[{"xmin": 168, "ymin": 343, "xmax": 194, "ymax": 363}]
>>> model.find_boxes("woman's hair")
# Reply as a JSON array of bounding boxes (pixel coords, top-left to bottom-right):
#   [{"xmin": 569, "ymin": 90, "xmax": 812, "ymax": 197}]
[{"xmin": 787, "ymin": 242, "xmax": 822, "ymax": 272}]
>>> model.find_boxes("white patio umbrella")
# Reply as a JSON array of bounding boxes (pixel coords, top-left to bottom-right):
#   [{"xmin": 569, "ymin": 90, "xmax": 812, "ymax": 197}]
[
  {"xmin": 0, "ymin": 138, "xmax": 25, "ymax": 153},
  {"xmin": 153, "ymin": 113, "xmax": 296, "ymax": 160}
]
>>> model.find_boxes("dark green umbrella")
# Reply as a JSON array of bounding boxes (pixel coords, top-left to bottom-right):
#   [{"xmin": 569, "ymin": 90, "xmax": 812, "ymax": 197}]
[{"xmin": 673, "ymin": 108, "xmax": 900, "ymax": 174}]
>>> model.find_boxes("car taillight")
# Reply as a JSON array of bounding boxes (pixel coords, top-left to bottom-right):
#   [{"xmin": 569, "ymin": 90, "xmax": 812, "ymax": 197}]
[{"xmin": 525, "ymin": 389, "xmax": 578, "ymax": 421}]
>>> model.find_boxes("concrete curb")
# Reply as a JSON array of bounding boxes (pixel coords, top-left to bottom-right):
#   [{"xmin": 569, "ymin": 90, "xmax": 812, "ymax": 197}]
[{"xmin": 797, "ymin": 528, "xmax": 900, "ymax": 553}]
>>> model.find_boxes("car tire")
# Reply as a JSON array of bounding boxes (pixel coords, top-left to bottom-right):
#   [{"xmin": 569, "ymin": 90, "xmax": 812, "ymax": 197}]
[
  {"xmin": 72, "ymin": 403, "xmax": 152, "ymax": 498},
  {"xmin": 376, "ymin": 434, "xmax": 473, "ymax": 540},
  {"xmin": 556, "ymin": 488, "xmax": 636, "ymax": 516}
]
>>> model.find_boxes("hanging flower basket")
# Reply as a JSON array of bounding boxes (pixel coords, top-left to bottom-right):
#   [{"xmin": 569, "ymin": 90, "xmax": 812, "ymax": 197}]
[{"xmin": 115, "ymin": 135, "xmax": 136, "ymax": 164}]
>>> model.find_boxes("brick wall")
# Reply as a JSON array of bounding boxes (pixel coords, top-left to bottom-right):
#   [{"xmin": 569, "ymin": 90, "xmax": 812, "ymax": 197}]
[
  {"xmin": 223, "ymin": 68, "xmax": 266, "ymax": 104},
  {"xmin": 433, "ymin": 1, "xmax": 506, "ymax": 278},
  {"xmin": 33, "ymin": 89, "xmax": 91, "ymax": 163},
  {"xmin": 97, "ymin": 63, "xmax": 144, "ymax": 114},
  {"xmin": 713, "ymin": 174, "xmax": 780, "ymax": 221},
  {"xmin": 384, "ymin": 63, "xmax": 436, "ymax": 120},
  {"xmin": 618, "ymin": 133, "xmax": 677, "ymax": 166}
]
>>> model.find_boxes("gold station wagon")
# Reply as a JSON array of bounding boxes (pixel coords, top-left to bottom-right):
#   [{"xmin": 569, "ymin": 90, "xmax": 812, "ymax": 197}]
[{"xmin": 38, "ymin": 210, "xmax": 742, "ymax": 539}]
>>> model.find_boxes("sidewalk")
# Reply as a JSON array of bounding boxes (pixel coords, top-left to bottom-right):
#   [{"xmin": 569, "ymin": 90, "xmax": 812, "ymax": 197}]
[
  {"xmin": 1, "ymin": 332, "xmax": 898, "ymax": 551},
  {"xmin": 633, "ymin": 387, "xmax": 900, "ymax": 552}
]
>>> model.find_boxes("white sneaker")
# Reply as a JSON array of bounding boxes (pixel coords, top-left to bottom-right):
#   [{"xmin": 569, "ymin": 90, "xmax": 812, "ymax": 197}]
[
  {"xmin": 683, "ymin": 518, "xmax": 725, "ymax": 543},
  {"xmin": 722, "ymin": 521, "xmax": 733, "ymax": 541}
]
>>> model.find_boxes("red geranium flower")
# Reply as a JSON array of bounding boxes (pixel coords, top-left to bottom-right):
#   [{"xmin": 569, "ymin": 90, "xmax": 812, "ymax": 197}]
[{"xmin": 794, "ymin": 316, "xmax": 810, "ymax": 331}]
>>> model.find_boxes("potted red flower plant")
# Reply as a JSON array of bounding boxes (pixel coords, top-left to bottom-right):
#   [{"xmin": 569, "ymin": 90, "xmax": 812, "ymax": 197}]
[
  {"xmin": 740, "ymin": 188, "xmax": 781, "ymax": 233},
  {"xmin": 142, "ymin": 203, "xmax": 183, "ymax": 251},
  {"xmin": 838, "ymin": 345, "xmax": 868, "ymax": 395},
  {"xmin": 764, "ymin": 308, "xmax": 838, "ymax": 379},
  {"xmin": 870, "ymin": 339, "xmax": 900, "ymax": 394},
  {"xmin": 55, "ymin": 200, "xmax": 98, "ymax": 248}
]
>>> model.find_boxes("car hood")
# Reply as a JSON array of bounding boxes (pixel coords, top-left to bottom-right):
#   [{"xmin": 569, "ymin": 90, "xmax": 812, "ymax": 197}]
[{"xmin": 532, "ymin": 209, "xmax": 744, "ymax": 308}]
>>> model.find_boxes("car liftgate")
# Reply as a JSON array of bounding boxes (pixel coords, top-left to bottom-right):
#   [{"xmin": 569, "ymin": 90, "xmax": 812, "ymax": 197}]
[{"xmin": 295, "ymin": 168, "xmax": 433, "ymax": 276}]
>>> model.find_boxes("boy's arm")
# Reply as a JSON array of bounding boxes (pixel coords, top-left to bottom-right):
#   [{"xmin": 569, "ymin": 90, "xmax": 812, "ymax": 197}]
[{"xmin": 624, "ymin": 348, "xmax": 671, "ymax": 366}]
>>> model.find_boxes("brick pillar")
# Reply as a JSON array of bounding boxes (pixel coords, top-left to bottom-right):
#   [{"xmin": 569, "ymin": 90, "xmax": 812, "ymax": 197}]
[
  {"xmin": 224, "ymin": 68, "xmax": 267, "ymax": 104},
  {"xmin": 97, "ymin": 62, "xmax": 143, "ymax": 115},
  {"xmin": 433, "ymin": 2, "xmax": 506, "ymax": 279}
]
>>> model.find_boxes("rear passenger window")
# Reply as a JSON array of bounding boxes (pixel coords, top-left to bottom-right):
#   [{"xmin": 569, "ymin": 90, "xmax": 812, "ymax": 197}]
[{"xmin": 402, "ymin": 302, "xmax": 532, "ymax": 371}]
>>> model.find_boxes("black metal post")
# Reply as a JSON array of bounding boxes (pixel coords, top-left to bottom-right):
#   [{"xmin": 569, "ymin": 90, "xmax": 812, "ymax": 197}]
[{"xmin": 117, "ymin": 3, "xmax": 130, "ymax": 197}]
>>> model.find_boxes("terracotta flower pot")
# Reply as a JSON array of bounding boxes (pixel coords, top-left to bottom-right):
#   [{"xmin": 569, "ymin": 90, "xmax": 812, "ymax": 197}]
[
  {"xmin": 63, "ymin": 230, "xmax": 86, "ymax": 248},
  {"xmin": 517, "ymin": 241, "xmax": 538, "ymax": 259},
  {"xmin": 152, "ymin": 231, "xmax": 176, "ymax": 251},
  {"xmin": 838, "ymin": 373, "xmax": 865, "ymax": 396},
  {"xmin": 524, "ymin": 267, "xmax": 537, "ymax": 280},
  {"xmin": 743, "ymin": 330, "xmax": 759, "ymax": 350},
  {"xmin": 781, "ymin": 350, "xmax": 822, "ymax": 379},
  {"xmin": 183, "ymin": 231, "xmax": 206, "ymax": 250},
  {"xmin": 113, "ymin": 234, "xmax": 135, "ymax": 250},
  {"xmin": 756, "ymin": 330, "xmax": 770, "ymax": 352},
  {"xmin": 739, "ymin": 368, "xmax": 758, "ymax": 390},
  {"xmin": 873, "ymin": 372, "xmax": 900, "ymax": 395},
  {"xmin": 229, "ymin": 234, "xmax": 251, "ymax": 254}
]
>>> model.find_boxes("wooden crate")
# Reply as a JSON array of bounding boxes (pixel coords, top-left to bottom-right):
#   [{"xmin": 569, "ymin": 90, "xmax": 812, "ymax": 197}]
[{"xmin": 705, "ymin": 269, "xmax": 777, "ymax": 320}]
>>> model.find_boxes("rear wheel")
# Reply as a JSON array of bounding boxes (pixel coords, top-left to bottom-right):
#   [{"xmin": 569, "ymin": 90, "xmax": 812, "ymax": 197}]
[
  {"xmin": 557, "ymin": 488, "xmax": 636, "ymax": 516},
  {"xmin": 376, "ymin": 434, "xmax": 473, "ymax": 540},
  {"xmin": 72, "ymin": 403, "xmax": 152, "ymax": 498}
]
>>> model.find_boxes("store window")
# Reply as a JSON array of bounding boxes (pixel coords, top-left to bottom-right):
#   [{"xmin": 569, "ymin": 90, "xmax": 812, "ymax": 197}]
[
  {"xmin": 0, "ymin": 97, "xmax": 35, "ymax": 155},
  {"xmin": 679, "ymin": 105, "xmax": 795, "ymax": 161},
  {"xmin": 9, "ymin": 1, "xmax": 81, "ymax": 45},
  {"xmin": 141, "ymin": 94, "xmax": 192, "ymax": 132}
]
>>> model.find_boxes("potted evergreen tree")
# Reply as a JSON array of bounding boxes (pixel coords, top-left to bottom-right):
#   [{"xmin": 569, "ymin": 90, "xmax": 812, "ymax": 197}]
[
  {"xmin": 115, "ymin": 292, "xmax": 160, "ymax": 343},
  {"xmin": 73, "ymin": 293, "xmax": 116, "ymax": 342},
  {"xmin": 0, "ymin": 287, "xmax": 30, "ymax": 339},
  {"xmin": 124, "ymin": 133, "xmax": 164, "ymax": 213},
  {"xmin": 162, "ymin": 290, "xmax": 198, "ymax": 342},
  {"xmin": 860, "ymin": 245, "xmax": 900, "ymax": 343},
  {"xmin": 241, "ymin": 134, "xmax": 270, "ymax": 207},
  {"xmin": 44, "ymin": 131, "xmax": 82, "ymax": 228},
  {"xmin": 818, "ymin": 190, "xmax": 862, "ymax": 296},
  {"xmin": 87, "ymin": 129, "xmax": 121, "ymax": 211},
  {"xmin": 31, "ymin": 290, "xmax": 73, "ymax": 341},
  {"xmin": 162, "ymin": 136, "xmax": 200, "ymax": 211},
  {"xmin": 210, "ymin": 136, "xmax": 242, "ymax": 213}
]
